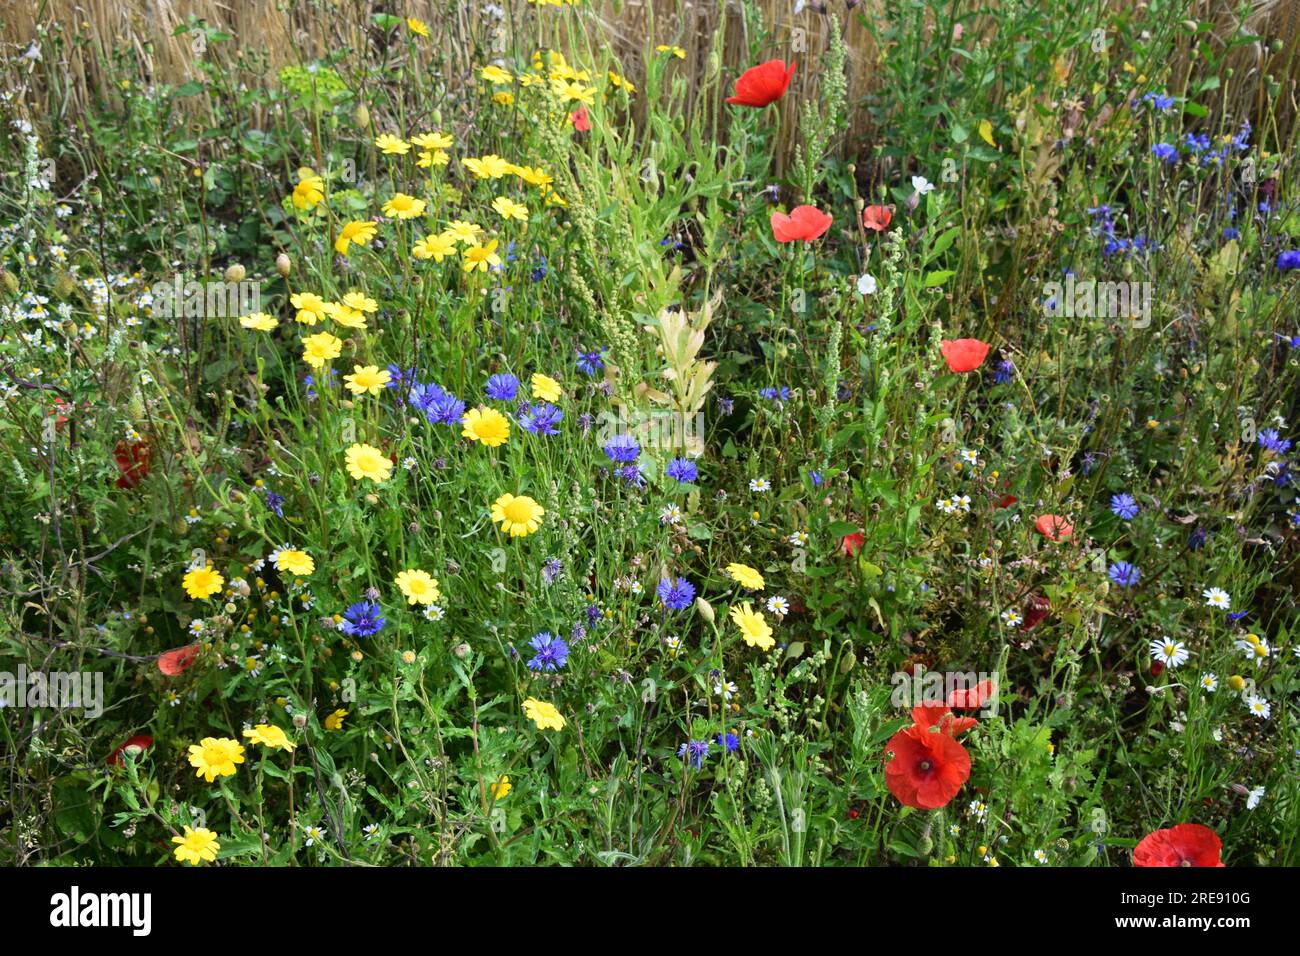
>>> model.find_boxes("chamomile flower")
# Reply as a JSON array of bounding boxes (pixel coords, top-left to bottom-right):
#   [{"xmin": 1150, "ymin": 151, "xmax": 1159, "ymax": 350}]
[
  {"xmin": 789, "ymin": 531, "xmax": 809, "ymax": 547},
  {"xmin": 1149, "ymin": 637, "xmax": 1190, "ymax": 668},
  {"xmin": 1202, "ymin": 587, "xmax": 1231, "ymax": 610},
  {"xmin": 1245, "ymin": 695, "xmax": 1271, "ymax": 719},
  {"xmin": 766, "ymin": 595, "xmax": 789, "ymax": 617},
  {"xmin": 1199, "ymin": 673, "xmax": 1218, "ymax": 693},
  {"xmin": 1001, "ymin": 609, "xmax": 1022, "ymax": 628},
  {"xmin": 749, "ymin": 477, "xmax": 771, "ymax": 493}
]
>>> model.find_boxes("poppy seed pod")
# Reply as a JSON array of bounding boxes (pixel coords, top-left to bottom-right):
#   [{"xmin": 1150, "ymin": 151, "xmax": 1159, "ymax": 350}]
[
  {"xmin": 224, "ymin": 263, "xmax": 246, "ymax": 283},
  {"xmin": 276, "ymin": 252, "xmax": 291, "ymax": 277}
]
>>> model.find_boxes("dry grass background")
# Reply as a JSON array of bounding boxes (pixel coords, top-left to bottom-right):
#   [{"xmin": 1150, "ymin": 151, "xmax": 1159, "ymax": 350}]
[{"xmin": 1, "ymin": 0, "xmax": 1298, "ymax": 155}]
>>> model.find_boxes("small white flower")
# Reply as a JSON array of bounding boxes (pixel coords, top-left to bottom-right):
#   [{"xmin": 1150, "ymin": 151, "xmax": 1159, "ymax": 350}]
[
  {"xmin": 304, "ymin": 825, "xmax": 324, "ymax": 847},
  {"xmin": 423, "ymin": 604, "xmax": 445, "ymax": 621},
  {"xmin": 749, "ymin": 477, "xmax": 771, "ymax": 493},
  {"xmin": 1199, "ymin": 673, "xmax": 1218, "ymax": 693},
  {"xmin": 789, "ymin": 530, "xmax": 809, "ymax": 547},
  {"xmin": 1149, "ymin": 638, "xmax": 1190, "ymax": 668},
  {"xmin": 1246, "ymin": 786, "xmax": 1265, "ymax": 810},
  {"xmin": 363, "ymin": 822, "xmax": 380, "ymax": 839},
  {"xmin": 1202, "ymin": 587, "xmax": 1231, "ymax": 609},
  {"xmin": 660, "ymin": 504, "xmax": 684, "ymax": 525},
  {"xmin": 1245, "ymin": 694, "xmax": 1271, "ymax": 720},
  {"xmin": 1033, "ymin": 849, "xmax": 1048, "ymax": 864},
  {"xmin": 766, "ymin": 595, "xmax": 790, "ymax": 617},
  {"xmin": 856, "ymin": 273, "xmax": 877, "ymax": 296},
  {"xmin": 912, "ymin": 175, "xmax": 934, "ymax": 194},
  {"xmin": 1001, "ymin": 609, "xmax": 1022, "ymax": 628}
]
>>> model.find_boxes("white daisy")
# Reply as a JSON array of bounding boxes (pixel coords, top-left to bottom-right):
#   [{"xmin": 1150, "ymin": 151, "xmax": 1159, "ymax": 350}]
[
  {"xmin": 766, "ymin": 595, "xmax": 790, "ymax": 616},
  {"xmin": 1033, "ymin": 849, "xmax": 1048, "ymax": 864},
  {"xmin": 749, "ymin": 477, "xmax": 771, "ymax": 493},
  {"xmin": 1148, "ymin": 637, "xmax": 1190, "ymax": 668},
  {"xmin": 1202, "ymin": 587, "xmax": 1231, "ymax": 610},
  {"xmin": 1001, "ymin": 609, "xmax": 1022, "ymax": 628},
  {"xmin": 1245, "ymin": 694, "xmax": 1271, "ymax": 720},
  {"xmin": 1199, "ymin": 673, "xmax": 1218, "ymax": 693}
]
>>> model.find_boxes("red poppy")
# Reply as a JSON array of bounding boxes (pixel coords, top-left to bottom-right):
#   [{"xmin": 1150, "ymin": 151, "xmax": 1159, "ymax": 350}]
[
  {"xmin": 912, "ymin": 703, "xmax": 978, "ymax": 736},
  {"xmin": 725, "ymin": 59, "xmax": 796, "ymax": 107},
  {"xmin": 1034, "ymin": 513, "xmax": 1074, "ymax": 541},
  {"xmin": 157, "ymin": 643, "xmax": 200, "ymax": 676},
  {"xmin": 947, "ymin": 679, "xmax": 996, "ymax": 710},
  {"xmin": 862, "ymin": 204, "xmax": 893, "ymax": 232},
  {"xmin": 1022, "ymin": 593, "xmax": 1052, "ymax": 631},
  {"xmin": 1133, "ymin": 823, "xmax": 1224, "ymax": 867},
  {"xmin": 885, "ymin": 725, "xmax": 971, "ymax": 810},
  {"xmin": 994, "ymin": 493, "xmax": 1017, "ymax": 509},
  {"xmin": 107, "ymin": 734, "xmax": 154, "ymax": 767},
  {"xmin": 841, "ymin": 531, "xmax": 865, "ymax": 556},
  {"xmin": 939, "ymin": 338, "xmax": 990, "ymax": 373},
  {"xmin": 113, "ymin": 439, "xmax": 151, "ymax": 489},
  {"xmin": 571, "ymin": 106, "xmax": 591, "ymax": 132},
  {"xmin": 50, "ymin": 400, "xmax": 72, "ymax": 429},
  {"xmin": 770, "ymin": 205, "xmax": 832, "ymax": 243}
]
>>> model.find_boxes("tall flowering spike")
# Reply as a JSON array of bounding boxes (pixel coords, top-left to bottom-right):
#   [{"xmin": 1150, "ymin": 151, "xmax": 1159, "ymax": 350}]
[{"xmin": 726, "ymin": 59, "xmax": 796, "ymax": 107}]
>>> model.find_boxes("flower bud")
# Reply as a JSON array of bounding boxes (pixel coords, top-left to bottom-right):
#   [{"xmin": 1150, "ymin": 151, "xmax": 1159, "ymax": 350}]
[
  {"xmin": 276, "ymin": 253, "xmax": 291, "ymax": 277},
  {"xmin": 224, "ymin": 263, "xmax": 246, "ymax": 283}
]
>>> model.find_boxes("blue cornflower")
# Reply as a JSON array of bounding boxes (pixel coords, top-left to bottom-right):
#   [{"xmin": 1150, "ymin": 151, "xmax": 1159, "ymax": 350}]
[
  {"xmin": 1278, "ymin": 250, "xmax": 1300, "ymax": 271},
  {"xmin": 716, "ymin": 732, "xmax": 740, "ymax": 754},
  {"xmin": 678, "ymin": 739, "xmax": 710, "ymax": 769},
  {"xmin": 541, "ymin": 557, "xmax": 563, "ymax": 585},
  {"xmin": 604, "ymin": 434, "xmax": 641, "ymax": 463},
  {"xmin": 1189, "ymin": 526, "xmax": 1208, "ymax": 550},
  {"xmin": 408, "ymin": 381, "xmax": 448, "ymax": 416},
  {"xmin": 338, "ymin": 600, "xmax": 385, "ymax": 637},
  {"xmin": 1108, "ymin": 561, "xmax": 1140, "ymax": 588},
  {"xmin": 1142, "ymin": 91, "xmax": 1175, "ymax": 111},
  {"xmin": 760, "ymin": 386, "xmax": 790, "ymax": 402},
  {"xmin": 485, "ymin": 373, "xmax": 519, "ymax": 401},
  {"xmin": 1223, "ymin": 227, "xmax": 1240, "ymax": 240},
  {"xmin": 426, "ymin": 392, "xmax": 466, "ymax": 426},
  {"xmin": 716, "ymin": 396, "xmax": 734, "ymax": 415},
  {"xmin": 1151, "ymin": 143, "xmax": 1177, "ymax": 164},
  {"xmin": 657, "ymin": 577, "xmax": 696, "ymax": 611},
  {"xmin": 261, "ymin": 487, "xmax": 284, "ymax": 518},
  {"xmin": 576, "ymin": 347, "xmax": 606, "ymax": 377},
  {"xmin": 666, "ymin": 457, "xmax": 698, "ymax": 483},
  {"xmin": 810, "ymin": 471, "xmax": 823, "ymax": 487},
  {"xmin": 1110, "ymin": 493, "xmax": 1140, "ymax": 520},
  {"xmin": 616, "ymin": 464, "xmax": 645, "ymax": 488},
  {"xmin": 995, "ymin": 358, "xmax": 1015, "ymax": 384},
  {"xmin": 1258, "ymin": 429, "xmax": 1292, "ymax": 454},
  {"xmin": 386, "ymin": 365, "xmax": 418, "ymax": 389},
  {"xmin": 519, "ymin": 402, "xmax": 563, "ymax": 436},
  {"xmin": 530, "ymin": 256, "xmax": 548, "ymax": 282},
  {"xmin": 527, "ymin": 632, "xmax": 570, "ymax": 672},
  {"xmin": 585, "ymin": 603, "xmax": 602, "ymax": 626}
]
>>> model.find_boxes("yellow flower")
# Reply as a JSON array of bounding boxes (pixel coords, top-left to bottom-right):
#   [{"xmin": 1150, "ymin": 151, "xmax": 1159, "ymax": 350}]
[
  {"xmin": 375, "ymin": 133, "xmax": 410, "ymax": 155},
  {"xmin": 335, "ymin": 220, "xmax": 378, "ymax": 256},
  {"xmin": 322, "ymin": 301, "xmax": 367, "ymax": 329},
  {"xmin": 172, "ymin": 826, "xmax": 220, "ymax": 865},
  {"xmin": 445, "ymin": 220, "xmax": 484, "ymax": 244},
  {"xmin": 729, "ymin": 602, "xmax": 774, "ymax": 651},
  {"xmin": 413, "ymin": 232, "xmax": 457, "ymax": 261},
  {"xmin": 342, "ymin": 291, "xmax": 378, "ymax": 313},
  {"xmin": 462, "ymin": 239, "xmax": 502, "ymax": 273},
  {"xmin": 1227, "ymin": 674, "xmax": 1246, "ymax": 692},
  {"xmin": 344, "ymin": 442, "xmax": 393, "ymax": 483},
  {"xmin": 187, "ymin": 736, "xmax": 245, "ymax": 782},
  {"xmin": 324, "ymin": 708, "xmax": 348, "ymax": 731},
  {"xmin": 513, "ymin": 165, "xmax": 554, "ymax": 189},
  {"xmin": 491, "ymin": 493, "xmax": 545, "ymax": 538},
  {"xmin": 406, "ymin": 17, "xmax": 430, "ymax": 37},
  {"xmin": 461, "ymin": 406, "xmax": 510, "ymax": 446},
  {"xmin": 395, "ymin": 568, "xmax": 441, "ymax": 605},
  {"xmin": 239, "ymin": 312, "xmax": 277, "ymax": 331},
  {"xmin": 725, "ymin": 563, "xmax": 765, "ymax": 590},
  {"xmin": 412, "ymin": 132, "xmax": 453, "ymax": 150},
  {"xmin": 183, "ymin": 565, "xmax": 224, "ymax": 600},
  {"xmin": 481, "ymin": 64, "xmax": 514, "ymax": 85},
  {"xmin": 530, "ymin": 372, "xmax": 562, "ymax": 402},
  {"xmin": 491, "ymin": 774, "xmax": 512, "ymax": 800},
  {"xmin": 417, "ymin": 148, "xmax": 450, "ymax": 168},
  {"xmin": 492, "ymin": 91, "xmax": 515, "ymax": 107},
  {"xmin": 608, "ymin": 70, "xmax": 636, "ymax": 93},
  {"xmin": 550, "ymin": 78, "xmax": 596, "ymax": 105},
  {"xmin": 382, "ymin": 192, "xmax": 426, "ymax": 219},
  {"xmin": 291, "ymin": 168, "xmax": 325, "ymax": 210},
  {"xmin": 273, "ymin": 548, "xmax": 315, "ymax": 576},
  {"xmin": 492, "ymin": 196, "xmax": 529, "ymax": 222},
  {"xmin": 656, "ymin": 44, "xmax": 686, "ymax": 59},
  {"xmin": 290, "ymin": 291, "xmax": 328, "ymax": 325},
  {"xmin": 523, "ymin": 697, "xmax": 566, "ymax": 731},
  {"xmin": 463, "ymin": 154, "xmax": 512, "ymax": 179},
  {"xmin": 302, "ymin": 331, "xmax": 343, "ymax": 369},
  {"xmin": 242, "ymin": 723, "xmax": 296, "ymax": 752},
  {"xmin": 344, "ymin": 364, "xmax": 391, "ymax": 396}
]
